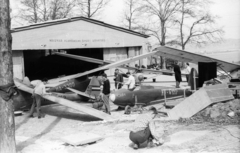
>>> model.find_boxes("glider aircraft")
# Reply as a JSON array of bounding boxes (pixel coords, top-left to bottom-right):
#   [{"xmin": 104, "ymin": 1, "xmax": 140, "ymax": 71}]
[{"xmin": 13, "ymin": 46, "xmax": 240, "ymax": 120}]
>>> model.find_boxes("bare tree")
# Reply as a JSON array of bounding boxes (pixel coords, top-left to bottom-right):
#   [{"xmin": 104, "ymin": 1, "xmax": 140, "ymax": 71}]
[
  {"xmin": 139, "ymin": 0, "xmax": 181, "ymax": 69},
  {"xmin": 121, "ymin": 0, "xmax": 142, "ymax": 30},
  {"xmin": 170, "ymin": 0, "xmax": 224, "ymax": 50},
  {"xmin": 0, "ymin": 0, "xmax": 16, "ymax": 152},
  {"xmin": 140, "ymin": 0, "xmax": 181, "ymax": 46},
  {"xmin": 18, "ymin": 0, "xmax": 77, "ymax": 24},
  {"xmin": 77, "ymin": 0, "xmax": 110, "ymax": 18}
]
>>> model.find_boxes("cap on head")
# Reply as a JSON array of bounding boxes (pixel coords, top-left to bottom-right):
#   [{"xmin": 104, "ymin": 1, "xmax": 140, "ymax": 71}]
[
  {"xmin": 101, "ymin": 73, "xmax": 107, "ymax": 78},
  {"xmin": 126, "ymin": 72, "xmax": 130, "ymax": 75},
  {"xmin": 115, "ymin": 69, "xmax": 119, "ymax": 71},
  {"xmin": 186, "ymin": 63, "xmax": 189, "ymax": 66}
]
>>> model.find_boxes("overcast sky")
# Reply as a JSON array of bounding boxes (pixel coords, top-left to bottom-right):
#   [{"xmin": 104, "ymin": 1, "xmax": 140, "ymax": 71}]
[
  {"xmin": 103, "ymin": 0, "xmax": 240, "ymax": 40},
  {"xmin": 10, "ymin": 0, "xmax": 240, "ymax": 40}
]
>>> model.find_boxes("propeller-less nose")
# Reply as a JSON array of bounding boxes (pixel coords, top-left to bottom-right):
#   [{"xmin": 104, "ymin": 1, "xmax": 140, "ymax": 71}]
[{"xmin": 109, "ymin": 94, "xmax": 116, "ymax": 102}]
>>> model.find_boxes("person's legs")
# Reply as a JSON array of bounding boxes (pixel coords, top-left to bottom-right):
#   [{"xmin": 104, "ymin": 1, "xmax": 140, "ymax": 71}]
[
  {"xmin": 129, "ymin": 132, "xmax": 140, "ymax": 149},
  {"xmin": 186, "ymin": 75, "xmax": 189, "ymax": 83},
  {"xmin": 129, "ymin": 128, "xmax": 151, "ymax": 149},
  {"xmin": 176, "ymin": 81, "xmax": 180, "ymax": 88},
  {"xmin": 118, "ymin": 83, "xmax": 122, "ymax": 89},
  {"xmin": 144, "ymin": 126, "xmax": 155, "ymax": 147},
  {"xmin": 35, "ymin": 95, "xmax": 42, "ymax": 118},
  {"xmin": 29, "ymin": 102, "xmax": 36, "ymax": 117},
  {"xmin": 101, "ymin": 94, "xmax": 110, "ymax": 114},
  {"xmin": 29, "ymin": 96, "xmax": 36, "ymax": 117}
]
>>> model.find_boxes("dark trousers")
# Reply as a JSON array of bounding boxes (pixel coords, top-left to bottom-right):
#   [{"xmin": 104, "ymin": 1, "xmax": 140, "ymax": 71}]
[
  {"xmin": 115, "ymin": 82, "xmax": 122, "ymax": 89},
  {"xmin": 101, "ymin": 94, "xmax": 111, "ymax": 114},
  {"xmin": 29, "ymin": 94, "xmax": 42, "ymax": 117},
  {"xmin": 129, "ymin": 126, "xmax": 153, "ymax": 145},
  {"xmin": 186, "ymin": 74, "xmax": 189, "ymax": 83}
]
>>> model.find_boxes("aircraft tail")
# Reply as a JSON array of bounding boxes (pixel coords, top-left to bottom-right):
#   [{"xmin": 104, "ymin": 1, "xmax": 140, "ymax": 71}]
[{"xmin": 85, "ymin": 76, "xmax": 101, "ymax": 98}]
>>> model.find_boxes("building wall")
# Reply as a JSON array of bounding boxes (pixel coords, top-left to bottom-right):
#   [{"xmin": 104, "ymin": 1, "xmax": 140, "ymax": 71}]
[
  {"xmin": 103, "ymin": 45, "xmax": 149, "ymax": 76},
  {"xmin": 12, "ymin": 20, "xmax": 148, "ymax": 50},
  {"xmin": 104, "ymin": 47, "xmax": 128, "ymax": 76},
  {"xmin": 12, "ymin": 50, "xmax": 24, "ymax": 79}
]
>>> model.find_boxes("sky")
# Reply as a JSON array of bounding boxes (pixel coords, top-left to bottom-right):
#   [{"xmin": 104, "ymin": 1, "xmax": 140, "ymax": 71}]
[
  {"xmin": 102, "ymin": 0, "xmax": 240, "ymax": 40},
  {"xmin": 10, "ymin": 0, "xmax": 240, "ymax": 40}
]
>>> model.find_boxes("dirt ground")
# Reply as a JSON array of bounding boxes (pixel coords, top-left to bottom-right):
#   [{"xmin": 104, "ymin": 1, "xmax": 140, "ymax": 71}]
[{"xmin": 15, "ymin": 103, "xmax": 240, "ymax": 153}]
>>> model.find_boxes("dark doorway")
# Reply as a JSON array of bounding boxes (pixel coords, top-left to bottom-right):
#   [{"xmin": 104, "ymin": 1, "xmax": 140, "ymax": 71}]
[{"xmin": 23, "ymin": 48, "xmax": 103, "ymax": 80}]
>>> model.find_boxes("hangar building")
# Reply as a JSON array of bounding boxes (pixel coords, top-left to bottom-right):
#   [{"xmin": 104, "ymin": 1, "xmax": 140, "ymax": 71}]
[{"xmin": 11, "ymin": 17, "xmax": 149, "ymax": 80}]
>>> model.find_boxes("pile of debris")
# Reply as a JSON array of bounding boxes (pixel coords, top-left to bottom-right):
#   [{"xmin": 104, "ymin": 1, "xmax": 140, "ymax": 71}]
[{"xmin": 192, "ymin": 99, "xmax": 240, "ymax": 123}]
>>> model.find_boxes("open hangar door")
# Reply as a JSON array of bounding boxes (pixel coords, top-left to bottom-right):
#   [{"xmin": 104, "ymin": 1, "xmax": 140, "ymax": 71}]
[{"xmin": 23, "ymin": 48, "xmax": 103, "ymax": 80}]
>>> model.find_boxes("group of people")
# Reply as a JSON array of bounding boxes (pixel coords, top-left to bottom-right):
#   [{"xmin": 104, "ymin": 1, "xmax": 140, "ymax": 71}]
[
  {"xmin": 114, "ymin": 69, "xmax": 136, "ymax": 91},
  {"xmin": 28, "ymin": 71, "xmax": 164, "ymax": 150},
  {"xmin": 28, "ymin": 68, "xmax": 137, "ymax": 118},
  {"xmin": 29, "ymin": 63, "xmax": 192, "ymax": 118},
  {"xmin": 172, "ymin": 62, "xmax": 192, "ymax": 88}
]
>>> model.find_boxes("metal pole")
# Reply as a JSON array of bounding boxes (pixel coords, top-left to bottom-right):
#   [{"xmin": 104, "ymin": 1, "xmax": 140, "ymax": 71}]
[
  {"xmin": 164, "ymin": 90, "xmax": 167, "ymax": 105},
  {"xmin": 183, "ymin": 89, "xmax": 186, "ymax": 98},
  {"xmin": 193, "ymin": 70, "xmax": 196, "ymax": 91}
]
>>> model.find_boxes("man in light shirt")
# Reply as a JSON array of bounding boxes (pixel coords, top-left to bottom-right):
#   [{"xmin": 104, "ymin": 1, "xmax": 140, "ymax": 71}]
[
  {"xmin": 29, "ymin": 78, "xmax": 49, "ymax": 118},
  {"xmin": 125, "ymin": 72, "xmax": 135, "ymax": 91}
]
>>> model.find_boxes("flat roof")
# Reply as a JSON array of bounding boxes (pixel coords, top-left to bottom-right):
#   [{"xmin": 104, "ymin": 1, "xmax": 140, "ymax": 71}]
[{"xmin": 11, "ymin": 16, "xmax": 149, "ymax": 38}]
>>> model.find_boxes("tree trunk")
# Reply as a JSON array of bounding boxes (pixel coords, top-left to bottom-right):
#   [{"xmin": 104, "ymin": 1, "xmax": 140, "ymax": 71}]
[
  {"xmin": 181, "ymin": 45, "xmax": 185, "ymax": 68},
  {"xmin": 160, "ymin": 21, "xmax": 166, "ymax": 69},
  {"xmin": 87, "ymin": 0, "xmax": 91, "ymax": 18},
  {"xmin": 0, "ymin": 0, "xmax": 16, "ymax": 152}
]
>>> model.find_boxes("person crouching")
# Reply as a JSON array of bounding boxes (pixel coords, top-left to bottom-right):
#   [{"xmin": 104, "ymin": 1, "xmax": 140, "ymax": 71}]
[{"xmin": 129, "ymin": 107, "xmax": 163, "ymax": 149}]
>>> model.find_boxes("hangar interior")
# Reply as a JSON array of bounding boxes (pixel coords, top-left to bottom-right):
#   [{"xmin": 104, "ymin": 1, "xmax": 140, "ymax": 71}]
[
  {"xmin": 11, "ymin": 17, "xmax": 149, "ymax": 80},
  {"xmin": 23, "ymin": 48, "xmax": 103, "ymax": 80}
]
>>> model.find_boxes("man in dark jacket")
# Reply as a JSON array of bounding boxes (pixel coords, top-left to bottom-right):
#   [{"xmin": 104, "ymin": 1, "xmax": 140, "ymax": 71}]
[
  {"xmin": 101, "ymin": 73, "xmax": 111, "ymax": 114},
  {"xmin": 102, "ymin": 73, "xmax": 110, "ymax": 96},
  {"xmin": 114, "ymin": 69, "xmax": 123, "ymax": 89},
  {"xmin": 173, "ymin": 62, "xmax": 182, "ymax": 88}
]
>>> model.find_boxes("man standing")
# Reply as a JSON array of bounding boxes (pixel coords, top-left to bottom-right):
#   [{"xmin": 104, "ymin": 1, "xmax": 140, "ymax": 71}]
[
  {"xmin": 101, "ymin": 73, "xmax": 111, "ymax": 114},
  {"xmin": 101, "ymin": 73, "xmax": 110, "ymax": 96},
  {"xmin": 29, "ymin": 79, "xmax": 48, "ymax": 118},
  {"xmin": 129, "ymin": 107, "xmax": 163, "ymax": 149},
  {"xmin": 186, "ymin": 63, "xmax": 191, "ymax": 83},
  {"xmin": 173, "ymin": 62, "xmax": 182, "ymax": 88},
  {"xmin": 114, "ymin": 69, "xmax": 123, "ymax": 89},
  {"xmin": 125, "ymin": 72, "xmax": 135, "ymax": 91}
]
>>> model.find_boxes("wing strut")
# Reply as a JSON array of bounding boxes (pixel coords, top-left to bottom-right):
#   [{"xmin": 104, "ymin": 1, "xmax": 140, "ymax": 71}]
[{"xmin": 217, "ymin": 64, "xmax": 233, "ymax": 79}]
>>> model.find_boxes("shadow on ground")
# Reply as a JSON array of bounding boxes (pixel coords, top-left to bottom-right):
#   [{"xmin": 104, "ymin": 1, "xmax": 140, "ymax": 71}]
[{"xmin": 41, "ymin": 104, "xmax": 101, "ymax": 122}]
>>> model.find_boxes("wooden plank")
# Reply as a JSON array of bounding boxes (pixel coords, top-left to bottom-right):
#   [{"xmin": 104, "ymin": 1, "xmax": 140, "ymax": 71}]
[
  {"xmin": 167, "ymin": 84, "xmax": 234, "ymax": 120},
  {"xmin": 14, "ymin": 79, "xmax": 114, "ymax": 121},
  {"xmin": 204, "ymin": 84, "xmax": 234, "ymax": 103},
  {"xmin": 67, "ymin": 87, "xmax": 95, "ymax": 99},
  {"xmin": 48, "ymin": 51, "xmax": 157, "ymax": 83},
  {"xmin": 167, "ymin": 89, "xmax": 212, "ymax": 119}
]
